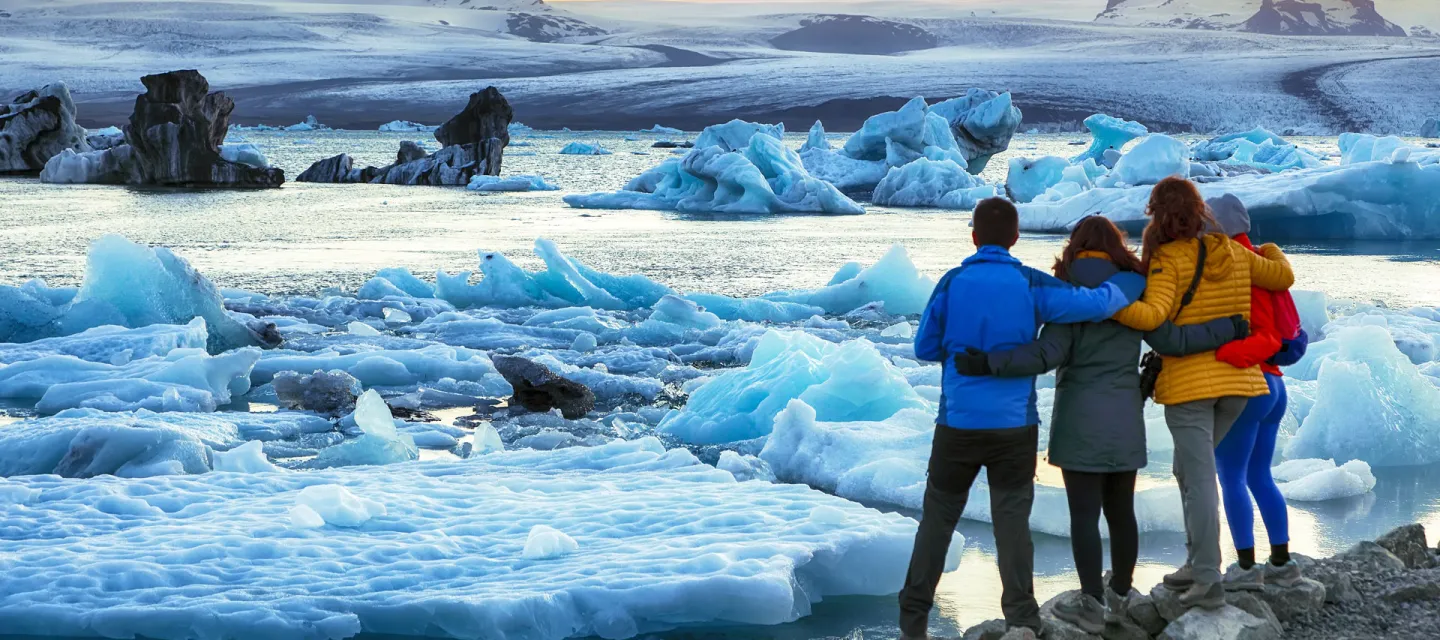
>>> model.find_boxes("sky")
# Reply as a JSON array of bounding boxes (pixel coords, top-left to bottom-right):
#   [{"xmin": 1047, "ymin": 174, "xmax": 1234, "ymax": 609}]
[{"xmin": 551, "ymin": 0, "xmax": 1438, "ymax": 28}]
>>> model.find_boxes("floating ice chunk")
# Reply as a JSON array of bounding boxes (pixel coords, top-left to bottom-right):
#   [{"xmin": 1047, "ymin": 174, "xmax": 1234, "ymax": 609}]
[
  {"xmin": 642, "ymin": 124, "xmax": 684, "ymax": 135},
  {"xmin": 217, "ymin": 143, "xmax": 269, "ymax": 169},
  {"xmin": 1284, "ymin": 326, "xmax": 1440, "ymax": 467},
  {"xmin": 1006, "ymin": 156, "xmax": 1070, "ymax": 204},
  {"xmin": 717, "ymin": 451, "xmax": 777, "ymax": 482},
  {"xmin": 571, "ymin": 332, "xmax": 598, "ymax": 352},
  {"xmin": 565, "ymin": 134, "xmax": 863, "ymax": 215},
  {"xmin": 255, "ymin": 345, "xmax": 511, "ymax": 397},
  {"xmin": 871, "ymin": 158, "xmax": 987, "ymax": 208},
  {"xmin": 1072, "ymin": 114, "xmax": 1147, "ymax": 164},
  {"xmin": 508, "ymin": 121, "xmax": 533, "ymax": 134},
  {"xmin": 559, "ymin": 142, "xmax": 611, "ymax": 155},
  {"xmin": 523, "ymin": 524, "xmax": 579, "ymax": 559},
  {"xmin": 693, "ymin": 119, "xmax": 784, "ymax": 152},
  {"xmin": 371, "ymin": 267, "xmax": 437, "ymax": 299},
  {"xmin": 70, "ymin": 235, "xmax": 274, "ymax": 353},
  {"xmin": 1273, "ymin": 458, "xmax": 1375, "ymax": 501},
  {"xmin": 1098, "ymin": 134, "xmax": 1189, "ymax": 188},
  {"xmin": 801, "ymin": 120, "xmax": 830, "ymax": 152},
  {"xmin": 1319, "ymin": 308, "xmax": 1439, "ymax": 365},
  {"xmin": 289, "ymin": 503, "xmax": 325, "ymax": 528},
  {"xmin": 382, "ymin": 307, "xmax": 412, "ymax": 325},
  {"xmin": 467, "ymin": 174, "xmax": 560, "ymax": 191},
  {"xmin": 273, "ymin": 369, "xmax": 362, "ymax": 415},
  {"xmin": 40, "ymin": 147, "xmax": 128, "ymax": 184},
  {"xmin": 1193, "ymin": 128, "xmax": 1323, "ymax": 172},
  {"xmin": 0, "ymin": 318, "xmax": 207, "ymax": 364},
  {"xmin": 681, "ymin": 293, "xmax": 825, "ymax": 324},
  {"xmin": 843, "ymin": 97, "xmax": 928, "ymax": 163},
  {"xmin": 473, "ymin": 422, "xmax": 505, "ymax": 455},
  {"xmin": 283, "ymin": 115, "xmax": 328, "ymax": 132},
  {"xmin": 313, "ymin": 390, "xmax": 418, "ymax": 468},
  {"xmin": 0, "ymin": 437, "xmax": 938, "ymax": 638},
  {"xmin": 296, "ymin": 484, "xmax": 387, "ymax": 527},
  {"xmin": 377, "ymin": 120, "xmax": 437, "ymax": 132},
  {"xmin": 212, "ymin": 440, "xmax": 280, "ymax": 473},
  {"xmin": 347, "ymin": 321, "xmax": 381, "ymax": 336},
  {"xmin": 1292, "ymin": 290, "xmax": 1331, "ymax": 339},
  {"xmin": 1339, "ymin": 133, "xmax": 1410, "ymax": 165},
  {"xmin": 881, "ymin": 322, "xmax": 914, "ymax": 339},
  {"xmin": 763, "ymin": 244, "xmax": 935, "ymax": 316},
  {"xmin": 659, "ymin": 333, "xmax": 927, "ymax": 444},
  {"xmin": 0, "ymin": 347, "xmax": 260, "ymax": 414},
  {"xmin": 439, "ymin": 240, "xmax": 675, "ymax": 310}
]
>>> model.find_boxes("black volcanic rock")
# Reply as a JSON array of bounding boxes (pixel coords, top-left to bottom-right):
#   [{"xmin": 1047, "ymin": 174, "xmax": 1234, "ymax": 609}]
[
  {"xmin": 295, "ymin": 153, "xmax": 378, "ymax": 183},
  {"xmin": 492, "ymin": 355, "xmax": 595, "ymax": 419},
  {"xmin": 0, "ymin": 83, "xmax": 88, "ymax": 174},
  {"xmin": 771, "ymin": 15, "xmax": 939, "ymax": 55},
  {"xmin": 124, "ymin": 70, "xmax": 285, "ymax": 187},
  {"xmin": 506, "ymin": 12, "xmax": 605, "ymax": 42}
]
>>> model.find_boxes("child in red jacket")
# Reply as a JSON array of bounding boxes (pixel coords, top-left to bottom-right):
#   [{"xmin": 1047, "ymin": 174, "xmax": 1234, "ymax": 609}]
[{"xmin": 1207, "ymin": 195, "xmax": 1305, "ymax": 591}]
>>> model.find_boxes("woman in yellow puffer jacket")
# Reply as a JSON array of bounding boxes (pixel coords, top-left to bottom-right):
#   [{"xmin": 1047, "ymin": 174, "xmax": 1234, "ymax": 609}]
[{"xmin": 1111, "ymin": 177, "xmax": 1294, "ymax": 610}]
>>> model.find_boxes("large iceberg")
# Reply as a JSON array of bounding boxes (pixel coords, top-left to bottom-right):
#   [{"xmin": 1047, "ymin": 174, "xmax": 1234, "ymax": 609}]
[
  {"xmin": 0, "ymin": 437, "xmax": 957, "ymax": 639},
  {"xmin": 1272, "ymin": 458, "xmax": 1376, "ymax": 502},
  {"xmin": 1072, "ymin": 114, "xmax": 1147, "ymax": 165},
  {"xmin": 558, "ymin": 141, "xmax": 612, "ymax": 156},
  {"xmin": 1016, "ymin": 156, "xmax": 1440, "ymax": 240},
  {"xmin": 1284, "ymin": 325, "xmax": 1440, "ymax": 467},
  {"xmin": 0, "ymin": 347, "xmax": 260, "ymax": 414},
  {"xmin": 658, "ymin": 331, "xmax": 929, "ymax": 444},
  {"xmin": 1097, "ymin": 134, "xmax": 1190, "ymax": 188},
  {"xmin": 1006, "ymin": 156, "xmax": 1071, "ymax": 204},
  {"xmin": 1191, "ymin": 128, "xmax": 1323, "ymax": 172},
  {"xmin": 926, "ymin": 89, "xmax": 1025, "ymax": 173},
  {"xmin": 565, "ymin": 128, "xmax": 862, "ymax": 215},
  {"xmin": 871, "ymin": 158, "xmax": 995, "ymax": 209}
]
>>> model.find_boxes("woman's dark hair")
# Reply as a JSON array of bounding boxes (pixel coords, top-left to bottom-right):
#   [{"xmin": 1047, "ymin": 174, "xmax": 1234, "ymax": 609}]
[
  {"xmin": 1054, "ymin": 215, "xmax": 1143, "ymax": 281},
  {"xmin": 1140, "ymin": 176, "xmax": 1216, "ymax": 269}
]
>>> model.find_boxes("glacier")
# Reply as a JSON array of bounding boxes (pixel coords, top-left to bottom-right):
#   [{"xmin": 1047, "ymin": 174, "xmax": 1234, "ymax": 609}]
[{"xmin": 0, "ymin": 437, "xmax": 958, "ymax": 640}]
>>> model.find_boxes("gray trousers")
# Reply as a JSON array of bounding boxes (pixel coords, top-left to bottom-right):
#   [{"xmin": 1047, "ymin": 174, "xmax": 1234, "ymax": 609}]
[{"xmin": 1165, "ymin": 396, "xmax": 1247, "ymax": 584}]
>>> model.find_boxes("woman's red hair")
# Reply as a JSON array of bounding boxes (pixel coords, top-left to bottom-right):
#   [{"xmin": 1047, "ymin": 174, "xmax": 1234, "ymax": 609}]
[{"xmin": 1140, "ymin": 177, "xmax": 1216, "ymax": 269}]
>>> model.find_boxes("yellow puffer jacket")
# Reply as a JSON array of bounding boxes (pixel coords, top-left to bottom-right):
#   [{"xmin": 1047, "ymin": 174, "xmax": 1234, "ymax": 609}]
[{"xmin": 1114, "ymin": 233, "xmax": 1295, "ymax": 406}]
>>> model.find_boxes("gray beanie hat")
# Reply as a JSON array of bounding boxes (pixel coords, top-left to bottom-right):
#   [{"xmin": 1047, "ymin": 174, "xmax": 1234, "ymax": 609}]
[{"xmin": 1206, "ymin": 193, "xmax": 1251, "ymax": 236}]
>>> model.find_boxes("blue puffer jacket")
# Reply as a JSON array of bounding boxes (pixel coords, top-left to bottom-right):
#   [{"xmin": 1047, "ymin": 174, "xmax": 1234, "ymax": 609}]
[{"xmin": 915, "ymin": 246, "xmax": 1141, "ymax": 430}]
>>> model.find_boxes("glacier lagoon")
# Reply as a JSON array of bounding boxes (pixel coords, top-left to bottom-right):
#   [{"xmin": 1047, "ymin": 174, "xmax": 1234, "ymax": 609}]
[{"xmin": 1, "ymin": 128, "xmax": 1439, "ymax": 640}]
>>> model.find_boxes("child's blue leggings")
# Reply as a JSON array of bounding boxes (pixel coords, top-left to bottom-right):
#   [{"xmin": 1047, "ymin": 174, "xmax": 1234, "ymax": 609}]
[{"xmin": 1214, "ymin": 373, "xmax": 1289, "ymax": 550}]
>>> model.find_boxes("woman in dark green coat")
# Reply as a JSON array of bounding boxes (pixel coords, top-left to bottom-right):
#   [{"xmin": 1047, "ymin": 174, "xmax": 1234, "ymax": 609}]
[{"xmin": 954, "ymin": 216, "xmax": 1246, "ymax": 631}]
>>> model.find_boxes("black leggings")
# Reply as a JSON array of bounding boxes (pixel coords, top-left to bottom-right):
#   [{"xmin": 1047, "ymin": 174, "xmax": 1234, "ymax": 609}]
[{"xmin": 1061, "ymin": 469, "xmax": 1138, "ymax": 600}]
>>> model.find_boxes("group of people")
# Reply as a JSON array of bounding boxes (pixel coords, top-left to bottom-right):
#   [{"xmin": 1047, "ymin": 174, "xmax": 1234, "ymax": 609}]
[{"xmin": 901, "ymin": 177, "xmax": 1310, "ymax": 637}]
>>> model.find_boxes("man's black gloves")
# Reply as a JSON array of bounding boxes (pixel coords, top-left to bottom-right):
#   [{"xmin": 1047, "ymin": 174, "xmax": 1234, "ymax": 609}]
[
  {"xmin": 1229, "ymin": 315, "xmax": 1250, "ymax": 340},
  {"xmin": 953, "ymin": 348, "xmax": 992, "ymax": 377}
]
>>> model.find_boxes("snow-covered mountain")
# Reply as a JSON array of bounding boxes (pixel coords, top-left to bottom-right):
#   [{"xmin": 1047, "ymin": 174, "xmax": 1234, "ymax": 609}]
[{"xmin": 1097, "ymin": 0, "xmax": 1406, "ymax": 36}]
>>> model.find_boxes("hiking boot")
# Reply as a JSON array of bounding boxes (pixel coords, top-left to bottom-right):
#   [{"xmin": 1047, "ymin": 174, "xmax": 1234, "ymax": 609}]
[
  {"xmin": 1223, "ymin": 562, "xmax": 1265, "ymax": 591},
  {"xmin": 1178, "ymin": 581, "xmax": 1226, "ymax": 610},
  {"xmin": 1103, "ymin": 588, "xmax": 1134, "ymax": 624},
  {"xmin": 1264, "ymin": 559, "xmax": 1304, "ymax": 588},
  {"xmin": 1163, "ymin": 564, "xmax": 1195, "ymax": 591},
  {"xmin": 1052, "ymin": 593, "xmax": 1106, "ymax": 634}
]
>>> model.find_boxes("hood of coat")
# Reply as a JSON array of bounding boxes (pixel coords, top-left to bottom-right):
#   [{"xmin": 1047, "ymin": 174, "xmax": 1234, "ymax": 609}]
[
  {"xmin": 1068, "ymin": 253, "xmax": 1123, "ymax": 289},
  {"xmin": 1199, "ymin": 232, "xmax": 1237, "ymax": 283}
]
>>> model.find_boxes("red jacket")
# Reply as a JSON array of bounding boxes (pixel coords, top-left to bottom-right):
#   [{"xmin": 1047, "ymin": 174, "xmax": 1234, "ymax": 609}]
[{"xmin": 1216, "ymin": 234, "xmax": 1284, "ymax": 376}]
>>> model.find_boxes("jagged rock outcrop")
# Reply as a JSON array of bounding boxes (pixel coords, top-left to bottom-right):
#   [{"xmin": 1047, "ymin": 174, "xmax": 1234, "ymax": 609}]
[
  {"xmin": 1423, "ymin": 118, "xmax": 1440, "ymax": 139},
  {"xmin": 39, "ymin": 70, "xmax": 284, "ymax": 188},
  {"xmin": 491, "ymin": 354, "xmax": 594, "ymax": 420},
  {"xmin": 297, "ymin": 87, "xmax": 512, "ymax": 186},
  {"xmin": 0, "ymin": 82, "xmax": 88, "ymax": 173}
]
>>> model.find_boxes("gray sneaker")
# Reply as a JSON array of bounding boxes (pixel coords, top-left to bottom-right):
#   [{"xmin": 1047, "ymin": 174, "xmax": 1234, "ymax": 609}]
[
  {"xmin": 1052, "ymin": 593, "xmax": 1106, "ymax": 634},
  {"xmin": 1163, "ymin": 564, "xmax": 1194, "ymax": 591},
  {"xmin": 1223, "ymin": 562, "xmax": 1264, "ymax": 591},
  {"xmin": 1264, "ymin": 559, "xmax": 1304, "ymax": 588},
  {"xmin": 1178, "ymin": 581, "xmax": 1226, "ymax": 610},
  {"xmin": 1103, "ymin": 588, "xmax": 1131, "ymax": 624}
]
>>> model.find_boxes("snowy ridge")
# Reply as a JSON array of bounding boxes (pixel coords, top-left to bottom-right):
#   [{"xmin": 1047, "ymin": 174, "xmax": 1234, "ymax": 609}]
[
  {"xmin": 1098, "ymin": 0, "xmax": 1407, "ymax": 36},
  {"xmin": 0, "ymin": 437, "xmax": 955, "ymax": 640}
]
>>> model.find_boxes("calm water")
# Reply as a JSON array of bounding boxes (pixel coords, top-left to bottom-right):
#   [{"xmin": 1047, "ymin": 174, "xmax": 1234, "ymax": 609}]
[{"xmin": 1, "ymin": 129, "xmax": 1438, "ymax": 639}]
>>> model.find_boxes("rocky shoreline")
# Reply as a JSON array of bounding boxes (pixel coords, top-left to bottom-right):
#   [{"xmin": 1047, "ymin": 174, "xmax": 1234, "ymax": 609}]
[{"xmin": 961, "ymin": 524, "xmax": 1439, "ymax": 640}]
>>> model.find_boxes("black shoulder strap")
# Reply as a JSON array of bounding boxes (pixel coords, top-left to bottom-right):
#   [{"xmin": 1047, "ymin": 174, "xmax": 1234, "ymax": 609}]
[{"xmin": 1173, "ymin": 238, "xmax": 1208, "ymax": 319}]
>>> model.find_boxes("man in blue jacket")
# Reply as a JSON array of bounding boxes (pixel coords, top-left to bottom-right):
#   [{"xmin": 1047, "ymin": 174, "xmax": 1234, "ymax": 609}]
[{"xmin": 900, "ymin": 199, "xmax": 1141, "ymax": 638}]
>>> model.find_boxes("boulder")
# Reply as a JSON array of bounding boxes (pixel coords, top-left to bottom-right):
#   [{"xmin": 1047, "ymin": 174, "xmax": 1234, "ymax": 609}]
[
  {"xmin": 1157, "ymin": 603, "xmax": 1281, "ymax": 640},
  {"xmin": 296, "ymin": 153, "xmax": 377, "ymax": 184},
  {"xmin": 396, "ymin": 140, "xmax": 427, "ymax": 165},
  {"xmin": 1116, "ymin": 590, "xmax": 1166, "ymax": 636},
  {"xmin": 1292, "ymin": 554, "xmax": 1362, "ymax": 604},
  {"xmin": 1423, "ymin": 118, "xmax": 1440, "ymax": 139},
  {"xmin": 1376, "ymin": 524, "xmax": 1436, "ymax": 569},
  {"xmin": 961, "ymin": 618, "xmax": 1010, "ymax": 640},
  {"xmin": 273, "ymin": 369, "xmax": 363, "ymax": 416},
  {"xmin": 1378, "ymin": 574, "xmax": 1440, "ymax": 603},
  {"xmin": 1334, "ymin": 540, "xmax": 1408, "ymax": 573},
  {"xmin": 1148, "ymin": 584, "xmax": 1187, "ymax": 623},
  {"xmin": 491, "ymin": 355, "xmax": 594, "ymax": 419},
  {"xmin": 0, "ymin": 82, "xmax": 88, "ymax": 173},
  {"xmin": 1254, "ymin": 577, "xmax": 1326, "ymax": 621},
  {"xmin": 999, "ymin": 627, "xmax": 1038, "ymax": 640},
  {"xmin": 434, "ymin": 86, "xmax": 512, "ymax": 176},
  {"xmin": 125, "ymin": 70, "xmax": 285, "ymax": 187}
]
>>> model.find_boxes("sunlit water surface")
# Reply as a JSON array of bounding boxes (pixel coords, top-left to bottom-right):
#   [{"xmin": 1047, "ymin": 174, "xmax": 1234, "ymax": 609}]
[{"xmin": 1, "ymin": 130, "xmax": 1438, "ymax": 640}]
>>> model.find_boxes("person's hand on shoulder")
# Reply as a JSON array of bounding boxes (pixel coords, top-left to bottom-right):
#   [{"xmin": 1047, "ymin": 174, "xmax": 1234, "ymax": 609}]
[{"xmin": 953, "ymin": 348, "xmax": 993, "ymax": 377}]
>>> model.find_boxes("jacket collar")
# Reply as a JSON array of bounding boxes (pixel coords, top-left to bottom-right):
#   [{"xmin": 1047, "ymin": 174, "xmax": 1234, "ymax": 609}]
[
  {"xmin": 962, "ymin": 245, "xmax": 1021, "ymax": 266},
  {"xmin": 1076, "ymin": 250, "xmax": 1112, "ymax": 262}
]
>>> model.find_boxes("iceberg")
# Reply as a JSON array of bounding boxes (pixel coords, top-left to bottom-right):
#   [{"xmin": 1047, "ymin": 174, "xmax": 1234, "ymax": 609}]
[
  {"xmin": 435, "ymin": 240, "xmax": 675, "ymax": 310},
  {"xmin": 1191, "ymin": 128, "xmax": 1323, "ymax": 172},
  {"xmin": 1284, "ymin": 326, "xmax": 1440, "ymax": 467},
  {"xmin": 217, "ymin": 143, "xmax": 269, "ymax": 169},
  {"xmin": 1006, "ymin": 156, "xmax": 1071, "ymax": 204},
  {"xmin": 1338, "ymin": 133, "xmax": 1416, "ymax": 165},
  {"xmin": 0, "ymin": 437, "xmax": 952, "ymax": 639},
  {"xmin": 253, "ymin": 344, "xmax": 510, "ymax": 396},
  {"xmin": 0, "ymin": 318, "xmax": 207, "ymax": 365},
  {"xmin": 466, "ymin": 174, "xmax": 560, "ymax": 192},
  {"xmin": 762, "ymin": 244, "xmax": 935, "ymax": 316},
  {"xmin": 313, "ymin": 390, "xmax": 418, "ymax": 468},
  {"xmin": 211, "ymin": 440, "xmax": 281, "ymax": 473},
  {"xmin": 1317, "ymin": 308, "xmax": 1439, "ymax": 365},
  {"xmin": 1016, "ymin": 157, "xmax": 1440, "ymax": 240},
  {"xmin": 801, "ymin": 120, "xmax": 830, "ymax": 152},
  {"xmin": 283, "ymin": 115, "xmax": 328, "ymax": 132},
  {"xmin": 1072, "ymin": 114, "xmax": 1147, "ymax": 165},
  {"xmin": 559, "ymin": 141, "xmax": 612, "ymax": 155},
  {"xmin": 641, "ymin": 124, "xmax": 684, "ymax": 135},
  {"xmin": 378, "ymin": 120, "xmax": 437, "ymax": 132},
  {"xmin": 799, "ymin": 96, "xmax": 987, "ymax": 194},
  {"xmin": 658, "ymin": 332, "xmax": 928, "ymax": 444},
  {"xmin": 1098, "ymin": 134, "xmax": 1190, "ymax": 188},
  {"xmin": 693, "ymin": 119, "xmax": 784, "ymax": 152},
  {"xmin": 926, "ymin": 89, "xmax": 1024, "ymax": 173},
  {"xmin": 0, "ymin": 347, "xmax": 260, "ymax": 414},
  {"xmin": 871, "ymin": 158, "xmax": 993, "ymax": 208},
  {"xmin": 1272, "ymin": 458, "xmax": 1376, "ymax": 501},
  {"xmin": 565, "ymin": 131, "xmax": 863, "ymax": 215}
]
